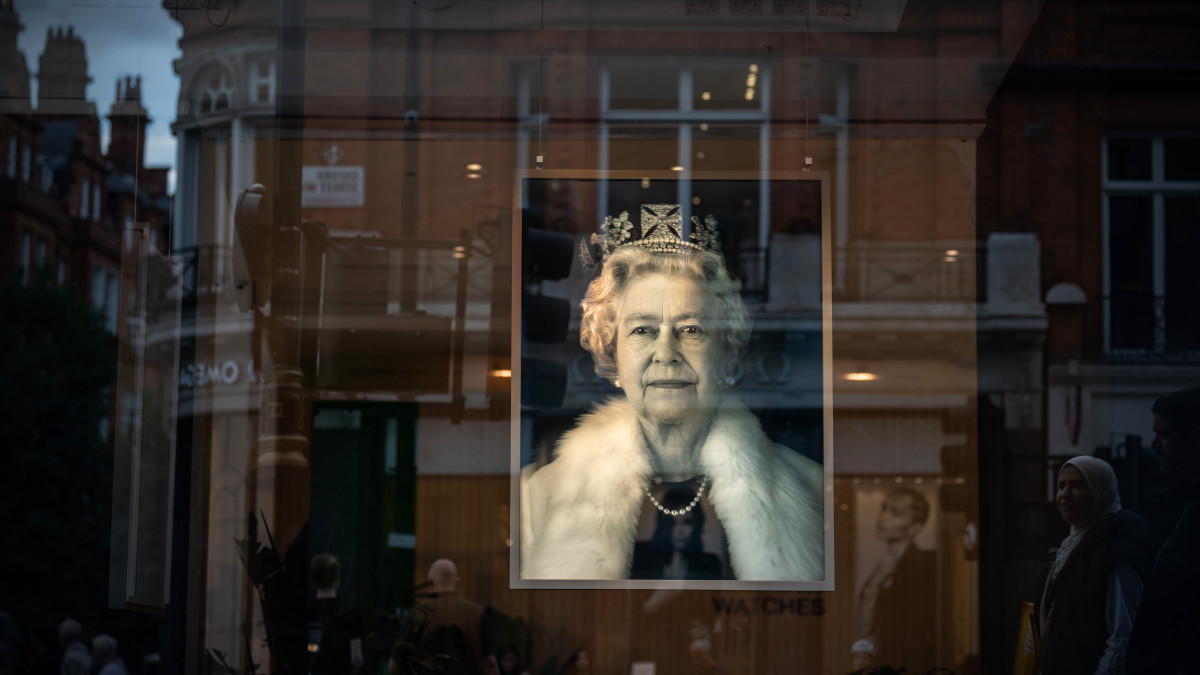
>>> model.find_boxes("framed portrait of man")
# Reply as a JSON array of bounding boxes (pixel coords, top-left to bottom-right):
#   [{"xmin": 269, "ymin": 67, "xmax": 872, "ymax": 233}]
[
  {"xmin": 851, "ymin": 480, "xmax": 941, "ymax": 672},
  {"xmin": 511, "ymin": 170, "xmax": 833, "ymax": 591}
]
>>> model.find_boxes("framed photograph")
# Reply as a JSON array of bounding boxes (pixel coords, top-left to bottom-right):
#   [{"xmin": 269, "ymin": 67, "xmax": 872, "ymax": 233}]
[
  {"xmin": 851, "ymin": 479, "xmax": 942, "ymax": 669},
  {"xmin": 510, "ymin": 170, "xmax": 833, "ymax": 590}
]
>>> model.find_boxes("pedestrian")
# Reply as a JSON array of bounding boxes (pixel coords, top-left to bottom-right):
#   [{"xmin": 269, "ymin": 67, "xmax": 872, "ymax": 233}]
[
  {"xmin": 1127, "ymin": 387, "xmax": 1200, "ymax": 674},
  {"xmin": 1033, "ymin": 456, "xmax": 1150, "ymax": 675},
  {"xmin": 57, "ymin": 619, "xmax": 92, "ymax": 675}
]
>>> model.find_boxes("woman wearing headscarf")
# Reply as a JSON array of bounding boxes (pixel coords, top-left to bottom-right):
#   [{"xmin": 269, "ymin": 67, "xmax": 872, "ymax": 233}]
[{"xmin": 1033, "ymin": 456, "xmax": 1151, "ymax": 675}]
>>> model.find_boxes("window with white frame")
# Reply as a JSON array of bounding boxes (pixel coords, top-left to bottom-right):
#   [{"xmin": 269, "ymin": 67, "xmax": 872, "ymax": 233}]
[
  {"xmin": 249, "ymin": 54, "xmax": 276, "ymax": 105},
  {"xmin": 599, "ymin": 58, "xmax": 771, "ymax": 294},
  {"xmin": 199, "ymin": 65, "xmax": 234, "ymax": 114},
  {"xmin": 1104, "ymin": 134, "xmax": 1200, "ymax": 354}
]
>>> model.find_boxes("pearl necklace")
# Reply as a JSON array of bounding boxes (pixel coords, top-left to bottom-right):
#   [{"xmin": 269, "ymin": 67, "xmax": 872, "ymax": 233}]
[{"xmin": 646, "ymin": 476, "xmax": 710, "ymax": 516}]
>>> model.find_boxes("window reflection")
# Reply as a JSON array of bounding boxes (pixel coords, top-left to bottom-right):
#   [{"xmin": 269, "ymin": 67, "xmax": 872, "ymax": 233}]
[{"xmin": 0, "ymin": 0, "xmax": 1196, "ymax": 673}]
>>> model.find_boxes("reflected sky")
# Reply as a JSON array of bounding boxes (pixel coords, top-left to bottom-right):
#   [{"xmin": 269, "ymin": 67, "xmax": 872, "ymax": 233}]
[{"xmin": 14, "ymin": 0, "xmax": 181, "ymax": 189}]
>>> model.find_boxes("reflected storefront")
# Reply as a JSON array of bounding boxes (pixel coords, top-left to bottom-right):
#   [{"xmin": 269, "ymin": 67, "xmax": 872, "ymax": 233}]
[{"xmin": 1, "ymin": 0, "xmax": 1198, "ymax": 674}]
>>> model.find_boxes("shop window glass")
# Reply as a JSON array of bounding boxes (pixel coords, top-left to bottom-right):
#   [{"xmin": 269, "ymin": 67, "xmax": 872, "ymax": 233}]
[
  {"xmin": 1105, "ymin": 134, "xmax": 1200, "ymax": 354},
  {"xmin": 200, "ymin": 66, "xmax": 233, "ymax": 113},
  {"xmin": 6, "ymin": 134, "xmax": 15, "ymax": 177},
  {"xmin": 608, "ymin": 65, "xmax": 679, "ymax": 110},
  {"xmin": 1107, "ymin": 195, "xmax": 1154, "ymax": 351},
  {"xmin": 18, "ymin": 229, "xmax": 30, "ymax": 285},
  {"xmin": 249, "ymin": 55, "xmax": 275, "ymax": 105},
  {"xmin": 1164, "ymin": 196, "xmax": 1200, "ymax": 350},
  {"xmin": 1164, "ymin": 137, "xmax": 1200, "ymax": 181},
  {"xmin": 92, "ymin": 265, "xmax": 106, "ymax": 309},
  {"xmin": 106, "ymin": 271, "xmax": 119, "ymax": 333},
  {"xmin": 606, "ymin": 125, "xmax": 679, "ymax": 171},
  {"xmin": 81, "ymin": 177, "xmax": 91, "ymax": 219},
  {"xmin": 692, "ymin": 61, "xmax": 762, "ymax": 111},
  {"xmin": 691, "ymin": 123, "xmax": 761, "ymax": 171},
  {"xmin": 20, "ymin": 141, "xmax": 30, "ymax": 181},
  {"xmin": 1106, "ymin": 137, "xmax": 1152, "ymax": 181}
]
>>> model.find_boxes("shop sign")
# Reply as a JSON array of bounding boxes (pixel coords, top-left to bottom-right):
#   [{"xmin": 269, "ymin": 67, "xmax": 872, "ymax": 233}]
[
  {"xmin": 301, "ymin": 166, "xmax": 364, "ymax": 207},
  {"xmin": 181, "ymin": 359, "xmax": 257, "ymax": 388}
]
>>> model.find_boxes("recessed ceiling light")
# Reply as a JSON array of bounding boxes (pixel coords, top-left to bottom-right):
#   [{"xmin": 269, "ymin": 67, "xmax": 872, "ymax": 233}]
[
  {"xmin": 844, "ymin": 371, "xmax": 877, "ymax": 381},
  {"xmin": 465, "ymin": 163, "xmax": 483, "ymax": 171}
]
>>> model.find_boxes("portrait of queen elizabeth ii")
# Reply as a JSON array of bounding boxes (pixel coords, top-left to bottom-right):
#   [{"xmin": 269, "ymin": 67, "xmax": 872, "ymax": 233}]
[{"xmin": 520, "ymin": 203, "xmax": 826, "ymax": 583}]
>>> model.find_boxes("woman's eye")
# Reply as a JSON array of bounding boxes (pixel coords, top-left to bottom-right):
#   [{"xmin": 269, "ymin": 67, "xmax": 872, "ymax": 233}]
[
  {"xmin": 679, "ymin": 325, "xmax": 703, "ymax": 335},
  {"xmin": 631, "ymin": 326, "xmax": 655, "ymax": 336}
]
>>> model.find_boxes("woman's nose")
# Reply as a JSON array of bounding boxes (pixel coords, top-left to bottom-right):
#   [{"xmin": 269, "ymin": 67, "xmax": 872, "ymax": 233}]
[{"xmin": 652, "ymin": 327, "xmax": 681, "ymax": 363}]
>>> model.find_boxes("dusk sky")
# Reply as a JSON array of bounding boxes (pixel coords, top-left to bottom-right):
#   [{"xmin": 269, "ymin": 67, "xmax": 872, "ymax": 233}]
[{"xmin": 14, "ymin": 0, "xmax": 182, "ymax": 191}]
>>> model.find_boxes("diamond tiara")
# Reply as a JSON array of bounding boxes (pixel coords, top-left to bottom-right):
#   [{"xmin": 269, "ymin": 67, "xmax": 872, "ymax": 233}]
[{"xmin": 582, "ymin": 204, "xmax": 721, "ymax": 269}]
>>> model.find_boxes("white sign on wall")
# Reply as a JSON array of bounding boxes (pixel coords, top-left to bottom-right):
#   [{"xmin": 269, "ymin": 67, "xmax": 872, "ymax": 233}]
[{"xmin": 302, "ymin": 166, "xmax": 364, "ymax": 207}]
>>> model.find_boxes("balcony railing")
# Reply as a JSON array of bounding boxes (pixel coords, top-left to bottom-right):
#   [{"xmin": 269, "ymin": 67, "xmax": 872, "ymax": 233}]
[
  {"xmin": 1106, "ymin": 292, "xmax": 1200, "ymax": 360},
  {"xmin": 840, "ymin": 240, "xmax": 979, "ymax": 303}
]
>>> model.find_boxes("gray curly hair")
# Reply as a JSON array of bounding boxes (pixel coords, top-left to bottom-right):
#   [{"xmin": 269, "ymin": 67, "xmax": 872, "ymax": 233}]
[{"xmin": 579, "ymin": 246, "xmax": 751, "ymax": 382}]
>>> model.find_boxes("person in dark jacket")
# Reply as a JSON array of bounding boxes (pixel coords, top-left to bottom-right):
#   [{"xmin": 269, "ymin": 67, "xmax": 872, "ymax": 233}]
[
  {"xmin": 1126, "ymin": 387, "xmax": 1200, "ymax": 675},
  {"xmin": 855, "ymin": 488, "xmax": 937, "ymax": 673},
  {"xmin": 1033, "ymin": 456, "xmax": 1150, "ymax": 675}
]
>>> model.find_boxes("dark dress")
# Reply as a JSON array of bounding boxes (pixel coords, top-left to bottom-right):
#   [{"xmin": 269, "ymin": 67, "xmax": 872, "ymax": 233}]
[
  {"xmin": 1033, "ymin": 509, "xmax": 1151, "ymax": 675},
  {"xmin": 629, "ymin": 543, "xmax": 724, "ymax": 579}
]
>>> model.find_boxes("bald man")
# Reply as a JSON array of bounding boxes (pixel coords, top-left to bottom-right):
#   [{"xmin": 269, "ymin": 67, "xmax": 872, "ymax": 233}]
[{"xmin": 391, "ymin": 559, "xmax": 498, "ymax": 675}]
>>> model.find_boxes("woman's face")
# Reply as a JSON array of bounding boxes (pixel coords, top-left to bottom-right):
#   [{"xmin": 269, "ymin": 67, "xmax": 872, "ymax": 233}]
[
  {"xmin": 1056, "ymin": 464, "xmax": 1093, "ymax": 528},
  {"xmin": 615, "ymin": 274, "xmax": 724, "ymax": 425}
]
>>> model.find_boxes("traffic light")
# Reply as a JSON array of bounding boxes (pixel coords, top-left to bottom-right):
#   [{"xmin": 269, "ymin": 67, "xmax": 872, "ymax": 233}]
[
  {"xmin": 233, "ymin": 184, "xmax": 268, "ymax": 312},
  {"xmin": 521, "ymin": 210, "xmax": 574, "ymax": 409}
]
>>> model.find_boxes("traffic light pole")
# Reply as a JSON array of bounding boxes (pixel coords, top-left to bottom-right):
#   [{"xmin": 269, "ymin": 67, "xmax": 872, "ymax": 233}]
[{"xmin": 256, "ymin": 0, "xmax": 311, "ymax": 620}]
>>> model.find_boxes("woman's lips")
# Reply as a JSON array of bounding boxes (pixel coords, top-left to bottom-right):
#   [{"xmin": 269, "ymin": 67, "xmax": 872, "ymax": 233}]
[{"xmin": 649, "ymin": 380, "xmax": 694, "ymax": 389}]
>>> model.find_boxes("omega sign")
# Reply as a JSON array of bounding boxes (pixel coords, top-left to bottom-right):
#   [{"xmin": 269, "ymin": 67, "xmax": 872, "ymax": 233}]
[
  {"xmin": 181, "ymin": 359, "xmax": 257, "ymax": 388},
  {"xmin": 301, "ymin": 166, "xmax": 364, "ymax": 207}
]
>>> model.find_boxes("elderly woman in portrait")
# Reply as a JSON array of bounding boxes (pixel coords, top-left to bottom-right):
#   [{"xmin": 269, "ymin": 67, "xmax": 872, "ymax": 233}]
[
  {"xmin": 520, "ymin": 204, "xmax": 824, "ymax": 581},
  {"xmin": 1033, "ymin": 456, "xmax": 1150, "ymax": 675}
]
